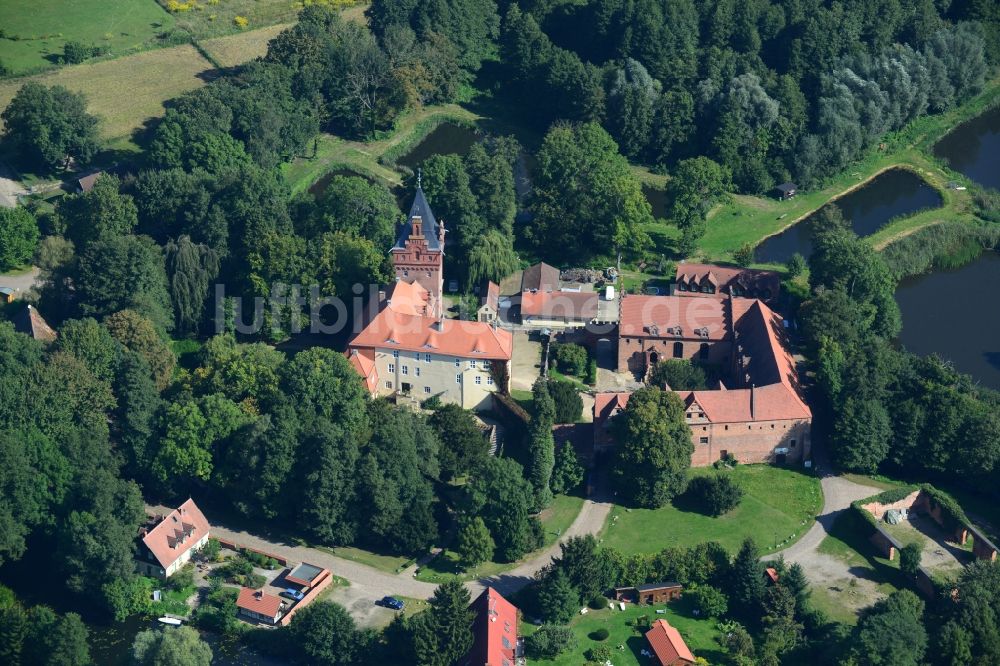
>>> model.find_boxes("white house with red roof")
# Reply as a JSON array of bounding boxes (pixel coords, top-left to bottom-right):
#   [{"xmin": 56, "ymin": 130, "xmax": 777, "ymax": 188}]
[
  {"xmin": 464, "ymin": 587, "xmax": 521, "ymax": 666},
  {"xmin": 135, "ymin": 499, "xmax": 211, "ymax": 578},
  {"xmin": 348, "ymin": 187, "xmax": 513, "ymax": 410},
  {"xmin": 645, "ymin": 619, "xmax": 696, "ymax": 665},
  {"xmin": 236, "ymin": 587, "xmax": 286, "ymax": 625}
]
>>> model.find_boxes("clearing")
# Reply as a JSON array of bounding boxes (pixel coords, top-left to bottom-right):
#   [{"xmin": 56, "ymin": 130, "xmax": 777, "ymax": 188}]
[
  {"xmin": 200, "ymin": 23, "xmax": 291, "ymax": 68},
  {"xmin": 414, "ymin": 493, "xmax": 585, "ymax": 584},
  {"xmin": 600, "ymin": 465, "xmax": 822, "ymax": 556},
  {"xmin": 522, "ymin": 596, "xmax": 724, "ymax": 666},
  {"xmin": 0, "ymin": 44, "xmax": 212, "ymax": 141},
  {"xmin": 0, "ymin": 0, "xmax": 174, "ymax": 76},
  {"xmin": 155, "ymin": 0, "xmax": 364, "ymax": 40}
]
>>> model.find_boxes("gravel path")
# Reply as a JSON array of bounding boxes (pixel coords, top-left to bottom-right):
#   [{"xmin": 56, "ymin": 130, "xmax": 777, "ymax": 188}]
[
  {"xmin": 147, "ymin": 486, "xmax": 613, "ymax": 627},
  {"xmin": 0, "ymin": 267, "xmax": 40, "ymax": 296}
]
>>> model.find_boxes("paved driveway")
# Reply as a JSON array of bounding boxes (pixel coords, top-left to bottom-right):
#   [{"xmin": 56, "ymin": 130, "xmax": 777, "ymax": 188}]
[{"xmin": 0, "ymin": 267, "xmax": 41, "ymax": 297}]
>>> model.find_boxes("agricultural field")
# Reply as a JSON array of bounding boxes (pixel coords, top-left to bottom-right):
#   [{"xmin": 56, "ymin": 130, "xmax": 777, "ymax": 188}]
[
  {"xmin": 600, "ymin": 465, "xmax": 822, "ymax": 556},
  {"xmin": 200, "ymin": 23, "xmax": 291, "ymax": 68},
  {"xmin": 0, "ymin": 44, "xmax": 211, "ymax": 141},
  {"xmin": 156, "ymin": 0, "xmax": 362, "ymax": 39},
  {"xmin": 523, "ymin": 596, "xmax": 724, "ymax": 666},
  {"xmin": 0, "ymin": 0, "xmax": 175, "ymax": 76}
]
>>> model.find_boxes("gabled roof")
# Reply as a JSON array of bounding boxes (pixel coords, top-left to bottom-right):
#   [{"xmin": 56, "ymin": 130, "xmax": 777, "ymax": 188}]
[
  {"xmin": 480, "ymin": 281, "xmax": 500, "ymax": 311},
  {"xmin": 618, "ymin": 295, "xmax": 729, "ymax": 341},
  {"xmin": 236, "ymin": 587, "xmax": 284, "ymax": 619},
  {"xmin": 393, "ymin": 186, "xmax": 442, "ymax": 252},
  {"xmin": 141, "ymin": 499, "xmax": 210, "ymax": 571},
  {"xmin": 675, "ymin": 263, "xmax": 780, "ymax": 301},
  {"xmin": 465, "ymin": 587, "xmax": 518, "ymax": 666},
  {"xmin": 636, "ymin": 582, "xmax": 682, "ymax": 592},
  {"xmin": 520, "ymin": 290, "xmax": 598, "ymax": 320},
  {"xmin": 386, "ymin": 280, "xmax": 431, "ymax": 316},
  {"xmin": 520, "ymin": 262, "xmax": 560, "ymax": 292},
  {"xmin": 594, "ymin": 392, "xmax": 631, "ymax": 425},
  {"xmin": 347, "ymin": 349, "xmax": 378, "ymax": 394},
  {"xmin": 350, "ymin": 308, "xmax": 513, "ymax": 360},
  {"xmin": 11, "ymin": 305, "xmax": 57, "ymax": 342},
  {"xmin": 646, "ymin": 619, "xmax": 696, "ymax": 665},
  {"xmin": 77, "ymin": 171, "xmax": 104, "ymax": 193}
]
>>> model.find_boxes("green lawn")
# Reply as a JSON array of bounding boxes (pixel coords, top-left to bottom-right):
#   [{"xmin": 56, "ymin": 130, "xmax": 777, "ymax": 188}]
[
  {"xmin": 600, "ymin": 465, "xmax": 822, "ymax": 556},
  {"xmin": 316, "ymin": 545, "xmax": 413, "ymax": 574},
  {"xmin": 0, "ymin": 0, "xmax": 175, "ymax": 76},
  {"xmin": 523, "ymin": 596, "xmax": 724, "ymax": 666},
  {"xmin": 150, "ymin": 583, "xmax": 196, "ymax": 617},
  {"xmin": 415, "ymin": 493, "xmax": 585, "ymax": 584}
]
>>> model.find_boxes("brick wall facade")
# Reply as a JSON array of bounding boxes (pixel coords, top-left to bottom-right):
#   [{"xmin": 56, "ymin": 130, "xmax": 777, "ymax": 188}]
[
  {"xmin": 618, "ymin": 336, "xmax": 731, "ymax": 375},
  {"xmin": 688, "ymin": 418, "xmax": 811, "ymax": 466},
  {"xmin": 859, "ymin": 490, "xmax": 923, "ymax": 521}
]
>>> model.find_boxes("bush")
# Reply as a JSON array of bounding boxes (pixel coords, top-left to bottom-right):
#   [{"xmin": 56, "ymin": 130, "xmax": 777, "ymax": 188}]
[
  {"xmin": 168, "ymin": 564, "xmax": 195, "ymax": 591},
  {"xmin": 589, "ymin": 628, "xmax": 610, "ymax": 641},
  {"xmin": 525, "ymin": 625, "xmax": 575, "ymax": 659},
  {"xmin": 690, "ymin": 585, "xmax": 728, "ymax": 618},
  {"xmin": 586, "ymin": 358, "xmax": 597, "ymax": 385},
  {"xmin": 786, "ymin": 253, "xmax": 807, "ymax": 278},
  {"xmin": 900, "ymin": 542, "xmax": 922, "ymax": 577},
  {"xmin": 585, "ymin": 644, "xmax": 613, "ymax": 663},
  {"xmin": 549, "ymin": 379, "xmax": 583, "ymax": 423},
  {"xmin": 200, "ymin": 537, "xmax": 221, "ymax": 562},
  {"xmin": 552, "ymin": 342, "xmax": 588, "ymax": 376},
  {"xmin": 682, "ymin": 474, "xmax": 744, "ymax": 516},
  {"xmin": 241, "ymin": 549, "xmax": 278, "ymax": 569},
  {"xmin": 733, "ymin": 242, "xmax": 756, "ymax": 267},
  {"xmin": 588, "ymin": 594, "xmax": 607, "ymax": 610},
  {"xmin": 649, "ymin": 359, "xmax": 708, "ymax": 390}
]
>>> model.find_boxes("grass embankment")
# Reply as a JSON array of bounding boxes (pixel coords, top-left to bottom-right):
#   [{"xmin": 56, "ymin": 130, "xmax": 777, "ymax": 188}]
[
  {"xmin": 414, "ymin": 493, "xmax": 585, "ymax": 584},
  {"xmin": 281, "ymin": 104, "xmax": 482, "ymax": 194},
  {"xmin": 630, "ymin": 76, "xmax": 1000, "ymax": 277},
  {"xmin": 0, "ymin": 0, "xmax": 175, "ymax": 76},
  {"xmin": 600, "ymin": 465, "xmax": 822, "ymax": 556},
  {"xmin": 522, "ymin": 596, "xmax": 723, "ymax": 666}
]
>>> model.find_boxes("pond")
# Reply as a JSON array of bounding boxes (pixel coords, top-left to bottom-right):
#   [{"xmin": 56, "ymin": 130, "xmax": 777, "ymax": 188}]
[
  {"xmin": 755, "ymin": 169, "xmax": 942, "ymax": 263},
  {"xmin": 308, "ymin": 168, "xmax": 373, "ymax": 197},
  {"xmin": 933, "ymin": 105, "xmax": 1000, "ymax": 190},
  {"xmin": 896, "ymin": 251, "xmax": 1000, "ymax": 390},
  {"xmin": 643, "ymin": 184, "xmax": 668, "ymax": 220},
  {"xmin": 396, "ymin": 122, "xmax": 481, "ymax": 170}
]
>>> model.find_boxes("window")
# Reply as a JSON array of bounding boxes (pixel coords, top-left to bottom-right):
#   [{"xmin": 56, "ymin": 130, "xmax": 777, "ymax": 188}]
[
  {"xmin": 456, "ymin": 374, "xmax": 462, "ymax": 383},
  {"xmin": 725, "ymin": 425, "xmax": 729, "ymax": 431},
  {"xmin": 426, "ymin": 272, "xmax": 431, "ymax": 277},
  {"xmin": 475, "ymin": 376, "xmax": 482, "ymax": 385},
  {"xmin": 487, "ymin": 376, "xmax": 493, "ymax": 385},
  {"xmin": 388, "ymin": 363, "xmax": 395, "ymax": 373},
  {"xmin": 790, "ymin": 439, "xmax": 797, "ymax": 447},
  {"xmin": 699, "ymin": 343, "xmax": 709, "ymax": 360},
  {"xmin": 454, "ymin": 358, "xmax": 460, "ymax": 367},
  {"xmin": 393, "ymin": 350, "xmax": 399, "ymax": 358},
  {"xmin": 401, "ymin": 366, "xmax": 408, "ymax": 375},
  {"xmin": 673, "ymin": 341, "xmax": 683, "ymax": 358},
  {"xmin": 686, "ymin": 413, "xmax": 692, "ymax": 419},
  {"xmin": 678, "ymin": 283, "xmax": 688, "ymax": 292},
  {"xmin": 424, "ymin": 353, "xmax": 431, "ymax": 363},
  {"xmin": 469, "ymin": 360, "xmax": 477, "ymax": 368},
  {"xmin": 403, "ymin": 270, "xmax": 409, "ymax": 277},
  {"xmin": 483, "ymin": 360, "xmax": 491, "ymax": 369},
  {"xmin": 502, "ymin": 636, "xmax": 513, "ymax": 649},
  {"xmin": 700, "ymin": 437, "xmax": 709, "ymax": 444},
  {"xmin": 415, "ymin": 367, "xmax": 421, "ymax": 377},
  {"xmin": 385, "ymin": 381, "xmax": 392, "ymax": 389},
  {"xmin": 424, "ymin": 386, "xmax": 431, "ymax": 394}
]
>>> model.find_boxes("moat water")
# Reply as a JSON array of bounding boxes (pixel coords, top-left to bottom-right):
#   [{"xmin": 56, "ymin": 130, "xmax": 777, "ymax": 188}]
[
  {"xmin": 756, "ymin": 169, "xmax": 942, "ymax": 263},
  {"xmin": 396, "ymin": 122, "xmax": 481, "ymax": 170},
  {"xmin": 933, "ymin": 105, "xmax": 1000, "ymax": 190},
  {"xmin": 896, "ymin": 251, "xmax": 1000, "ymax": 390}
]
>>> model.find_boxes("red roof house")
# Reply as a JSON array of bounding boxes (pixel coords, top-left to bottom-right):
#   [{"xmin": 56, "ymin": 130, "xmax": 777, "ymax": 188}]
[
  {"xmin": 674, "ymin": 262, "xmax": 780, "ymax": 301},
  {"xmin": 645, "ymin": 619, "xmax": 696, "ymax": 666},
  {"xmin": 136, "ymin": 499, "xmax": 211, "ymax": 578},
  {"xmin": 520, "ymin": 290, "xmax": 598, "ymax": 325},
  {"xmin": 236, "ymin": 587, "xmax": 286, "ymax": 625},
  {"xmin": 464, "ymin": 587, "xmax": 520, "ymax": 666}
]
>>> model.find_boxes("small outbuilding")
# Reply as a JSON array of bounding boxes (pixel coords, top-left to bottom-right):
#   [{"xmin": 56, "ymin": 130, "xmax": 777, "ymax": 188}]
[
  {"xmin": 236, "ymin": 588, "xmax": 286, "ymax": 625},
  {"xmin": 774, "ymin": 182, "xmax": 797, "ymax": 200},
  {"xmin": 614, "ymin": 582, "xmax": 683, "ymax": 605},
  {"xmin": 0, "ymin": 287, "xmax": 14, "ymax": 304},
  {"xmin": 645, "ymin": 619, "xmax": 696, "ymax": 666}
]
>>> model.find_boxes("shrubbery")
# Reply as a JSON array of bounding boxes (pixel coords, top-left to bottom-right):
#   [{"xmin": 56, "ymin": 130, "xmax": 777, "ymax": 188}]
[
  {"xmin": 525, "ymin": 625, "xmax": 575, "ymax": 659},
  {"xmin": 682, "ymin": 474, "xmax": 744, "ymax": 516},
  {"xmin": 551, "ymin": 342, "xmax": 588, "ymax": 376},
  {"xmin": 589, "ymin": 628, "xmax": 610, "ymax": 641},
  {"xmin": 690, "ymin": 584, "xmax": 728, "ymax": 618}
]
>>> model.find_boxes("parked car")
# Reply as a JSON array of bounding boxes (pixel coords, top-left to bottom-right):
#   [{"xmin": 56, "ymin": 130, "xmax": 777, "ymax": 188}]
[
  {"xmin": 379, "ymin": 596, "xmax": 405, "ymax": 610},
  {"xmin": 281, "ymin": 588, "xmax": 305, "ymax": 601}
]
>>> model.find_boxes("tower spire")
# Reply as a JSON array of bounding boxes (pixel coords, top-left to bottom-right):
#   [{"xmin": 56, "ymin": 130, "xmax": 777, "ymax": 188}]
[{"xmin": 417, "ymin": 167, "xmax": 422, "ymax": 189}]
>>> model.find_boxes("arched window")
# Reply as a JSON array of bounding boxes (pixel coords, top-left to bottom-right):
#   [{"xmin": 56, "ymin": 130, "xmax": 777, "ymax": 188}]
[
  {"xmin": 649, "ymin": 351, "xmax": 660, "ymax": 366},
  {"xmin": 699, "ymin": 343, "xmax": 709, "ymax": 360},
  {"xmin": 673, "ymin": 342, "xmax": 683, "ymax": 358}
]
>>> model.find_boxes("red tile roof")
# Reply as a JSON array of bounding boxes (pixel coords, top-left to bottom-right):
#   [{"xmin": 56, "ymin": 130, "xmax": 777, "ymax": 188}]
[
  {"xmin": 141, "ymin": 499, "xmax": 210, "ymax": 570},
  {"xmin": 386, "ymin": 280, "xmax": 432, "ymax": 316},
  {"xmin": 645, "ymin": 619, "xmax": 696, "ymax": 666},
  {"xmin": 619, "ymin": 294, "xmax": 728, "ymax": 340},
  {"xmin": 520, "ymin": 262, "xmax": 560, "ymax": 292},
  {"xmin": 347, "ymin": 349, "xmax": 378, "ymax": 394},
  {"xmin": 521, "ymin": 291, "xmax": 598, "ymax": 320},
  {"xmin": 236, "ymin": 587, "xmax": 284, "ymax": 620},
  {"xmin": 594, "ymin": 392, "xmax": 631, "ymax": 424},
  {"xmin": 481, "ymin": 281, "xmax": 500, "ymax": 311},
  {"xmin": 465, "ymin": 587, "xmax": 518, "ymax": 666},
  {"xmin": 350, "ymin": 307, "xmax": 512, "ymax": 360},
  {"xmin": 675, "ymin": 262, "xmax": 780, "ymax": 300},
  {"xmin": 765, "ymin": 567, "xmax": 780, "ymax": 584}
]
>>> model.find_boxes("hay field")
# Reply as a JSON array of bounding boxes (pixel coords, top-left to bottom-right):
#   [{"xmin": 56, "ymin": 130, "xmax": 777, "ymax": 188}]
[
  {"xmin": 0, "ymin": 44, "xmax": 212, "ymax": 140},
  {"xmin": 0, "ymin": 0, "xmax": 175, "ymax": 76},
  {"xmin": 200, "ymin": 23, "xmax": 291, "ymax": 68}
]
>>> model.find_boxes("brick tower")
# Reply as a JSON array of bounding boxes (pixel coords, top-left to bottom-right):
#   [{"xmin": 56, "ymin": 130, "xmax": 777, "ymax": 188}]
[{"xmin": 390, "ymin": 184, "xmax": 445, "ymax": 317}]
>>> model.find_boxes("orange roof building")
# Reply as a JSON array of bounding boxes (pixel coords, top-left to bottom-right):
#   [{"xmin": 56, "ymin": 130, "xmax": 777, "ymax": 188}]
[
  {"xmin": 645, "ymin": 619, "xmax": 696, "ymax": 666},
  {"xmin": 348, "ymin": 188, "xmax": 513, "ymax": 411},
  {"xmin": 520, "ymin": 290, "xmax": 599, "ymax": 326},
  {"xmin": 236, "ymin": 588, "xmax": 286, "ymax": 625},
  {"xmin": 674, "ymin": 262, "xmax": 780, "ymax": 301},
  {"xmin": 464, "ymin": 587, "xmax": 520, "ymax": 666},
  {"xmin": 135, "ymin": 499, "xmax": 211, "ymax": 578},
  {"xmin": 604, "ymin": 274, "xmax": 811, "ymax": 466}
]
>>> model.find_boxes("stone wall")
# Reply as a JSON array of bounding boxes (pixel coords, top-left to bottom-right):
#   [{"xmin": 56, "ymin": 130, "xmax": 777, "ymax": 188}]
[
  {"xmin": 869, "ymin": 527, "xmax": 903, "ymax": 561},
  {"xmin": 859, "ymin": 490, "xmax": 923, "ymax": 521},
  {"xmin": 689, "ymin": 419, "xmax": 811, "ymax": 466},
  {"xmin": 618, "ymin": 335, "xmax": 731, "ymax": 374}
]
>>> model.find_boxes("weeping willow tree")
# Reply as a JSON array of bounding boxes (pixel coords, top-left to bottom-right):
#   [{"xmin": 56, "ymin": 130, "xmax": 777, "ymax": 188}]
[
  {"xmin": 465, "ymin": 229, "xmax": 519, "ymax": 290},
  {"xmin": 166, "ymin": 235, "xmax": 220, "ymax": 336}
]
